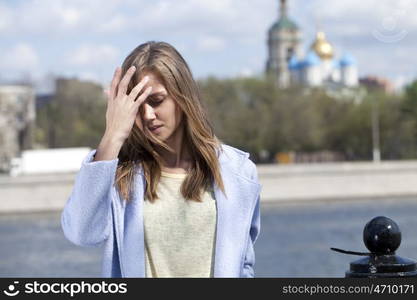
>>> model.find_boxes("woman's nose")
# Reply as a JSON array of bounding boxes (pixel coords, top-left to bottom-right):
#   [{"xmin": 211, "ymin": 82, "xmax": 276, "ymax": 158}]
[{"xmin": 143, "ymin": 103, "xmax": 156, "ymax": 121}]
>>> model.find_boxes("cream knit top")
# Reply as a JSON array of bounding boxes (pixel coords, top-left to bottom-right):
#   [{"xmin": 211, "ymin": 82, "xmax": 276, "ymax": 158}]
[{"xmin": 143, "ymin": 171, "xmax": 217, "ymax": 278}]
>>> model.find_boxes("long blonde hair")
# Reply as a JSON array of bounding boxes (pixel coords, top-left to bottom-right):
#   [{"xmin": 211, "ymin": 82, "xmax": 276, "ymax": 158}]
[{"xmin": 115, "ymin": 41, "xmax": 225, "ymax": 202}]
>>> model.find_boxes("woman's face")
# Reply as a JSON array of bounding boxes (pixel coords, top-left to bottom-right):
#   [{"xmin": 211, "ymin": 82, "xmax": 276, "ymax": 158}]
[{"xmin": 135, "ymin": 71, "xmax": 183, "ymax": 143}]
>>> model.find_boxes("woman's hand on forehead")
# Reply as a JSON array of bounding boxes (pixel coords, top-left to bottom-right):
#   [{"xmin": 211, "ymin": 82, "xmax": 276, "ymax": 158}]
[{"xmin": 103, "ymin": 66, "xmax": 153, "ymax": 142}]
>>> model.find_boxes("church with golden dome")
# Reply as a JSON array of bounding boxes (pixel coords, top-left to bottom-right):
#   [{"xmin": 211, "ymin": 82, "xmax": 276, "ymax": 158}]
[{"xmin": 266, "ymin": 0, "xmax": 358, "ymax": 89}]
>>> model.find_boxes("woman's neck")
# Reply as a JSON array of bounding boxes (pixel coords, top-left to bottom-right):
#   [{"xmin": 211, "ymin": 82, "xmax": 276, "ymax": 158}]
[{"xmin": 157, "ymin": 126, "xmax": 192, "ymax": 173}]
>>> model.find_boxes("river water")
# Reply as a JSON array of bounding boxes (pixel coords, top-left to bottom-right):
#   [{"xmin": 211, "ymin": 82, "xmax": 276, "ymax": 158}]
[{"xmin": 1, "ymin": 198, "xmax": 417, "ymax": 277}]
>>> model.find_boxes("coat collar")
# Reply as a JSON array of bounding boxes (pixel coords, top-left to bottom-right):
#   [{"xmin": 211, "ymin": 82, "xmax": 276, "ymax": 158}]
[{"xmin": 217, "ymin": 144, "xmax": 249, "ymax": 171}]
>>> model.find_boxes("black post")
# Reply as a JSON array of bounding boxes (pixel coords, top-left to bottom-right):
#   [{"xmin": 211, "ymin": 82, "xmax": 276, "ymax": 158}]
[{"xmin": 331, "ymin": 216, "xmax": 417, "ymax": 278}]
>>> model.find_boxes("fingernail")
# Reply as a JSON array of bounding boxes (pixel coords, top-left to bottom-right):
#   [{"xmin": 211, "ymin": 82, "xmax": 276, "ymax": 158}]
[
  {"xmin": 144, "ymin": 76, "xmax": 149, "ymax": 81},
  {"xmin": 130, "ymin": 66, "xmax": 136, "ymax": 71}
]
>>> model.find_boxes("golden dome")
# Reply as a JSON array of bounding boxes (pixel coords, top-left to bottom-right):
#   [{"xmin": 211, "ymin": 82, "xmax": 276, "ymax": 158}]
[{"xmin": 310, "ymin": 31, "xmax": 334, "ymax": 60}]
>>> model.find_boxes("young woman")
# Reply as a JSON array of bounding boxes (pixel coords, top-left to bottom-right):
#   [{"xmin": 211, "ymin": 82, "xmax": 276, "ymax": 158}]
[{"xmin": 61, "ymin": 41, "xmax": 261, "ymax": 278}]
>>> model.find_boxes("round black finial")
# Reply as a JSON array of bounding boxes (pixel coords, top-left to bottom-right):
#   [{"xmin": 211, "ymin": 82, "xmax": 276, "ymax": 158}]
[{"xmin": 363, "ymin": 216, "xmax": 401, "ymax": 255}]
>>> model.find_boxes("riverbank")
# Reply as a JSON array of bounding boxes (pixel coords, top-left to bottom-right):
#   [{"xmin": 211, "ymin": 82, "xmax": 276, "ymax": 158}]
[
  {"xmin": 1, "ymin": 160, "xmax": 417, "ymax": 213},
  {"xmin": 258, "ymin": 160, "xmax": 417, "ymax": 203}
]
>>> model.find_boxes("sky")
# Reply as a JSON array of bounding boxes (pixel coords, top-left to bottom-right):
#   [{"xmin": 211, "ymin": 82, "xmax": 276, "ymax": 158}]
[{"xmin": 1, "ymin": 0, "xmax": 416, "ymax": 94}]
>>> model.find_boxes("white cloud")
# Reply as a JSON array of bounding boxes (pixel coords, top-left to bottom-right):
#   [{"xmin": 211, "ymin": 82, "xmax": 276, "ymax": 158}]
[
  {"xmin": 0, "ymin": 3, "xmax": 13, "ymax": 33},
  {"xmin": 0, "ymin": 43, "xmax": 40, "ymax": 71},
  {"xmin": 307, "ymin": 0, "xmax": 415, "ymax": 20},
  {"xmin": 305, "ymin": 0, "xmax": 417, "ymax": 39},
  {"xmin": 0, "ymin": 0, "xmax": 121, "ymax": 35},
  {"xmin": 60, "ymin": 6, "xmax": 83, "ymax": 28},
  {"xmin": 2, "ymin": 0, "xmax": 417, "ymax": 42},
  {"xmin": 1, "ymin": 0, "xmax": 417, "ymax": 87},
  {"xmin": 77, "ymin": 71, "xmax": 102, "ymax": 84},
  {"xmin": 134, "ymin": 0, "xmax": 273, "ymax": 37},
  {"xmin": 196, "ymin": 36, "xmax": 226, "ymax": 52},
  {"xmin": 97, "ymin": 14, "xmax": 129, "ymax": 33},
  {"xmin": 17, "ymin": 1, "xmax": 87, "ymax": 34},
  {"xmin": 66, "ymin": 44, "xmax": 119, "ymax": 67}
]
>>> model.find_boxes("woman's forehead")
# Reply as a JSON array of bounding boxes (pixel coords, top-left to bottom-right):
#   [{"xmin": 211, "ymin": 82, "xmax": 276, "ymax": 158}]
[
  {"xmin": 139, "ymin": 70, "xmax": 160, "ymax": 81},
  {"xmin": 144, "ymin": 79, "xmax": 168, "ymax": 96},
  {"xmin": 136, "ymin": 70, "xmax": 171, "ymax": 96}
]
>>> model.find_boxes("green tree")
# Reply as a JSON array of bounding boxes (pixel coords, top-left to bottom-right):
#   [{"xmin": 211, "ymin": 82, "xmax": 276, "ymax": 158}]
[{"xmin": 35, "ymin": 78, "xmax": 106, "ymax": 148}]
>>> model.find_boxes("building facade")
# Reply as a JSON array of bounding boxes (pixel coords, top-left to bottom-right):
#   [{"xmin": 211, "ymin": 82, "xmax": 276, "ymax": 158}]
[
  {"xmin": 0, "ymin": 85, "xmax": 35, "ymax": 172},
  {"xmin": 266, "ymin": 0, "xmax": 359, "ymax": 89}
]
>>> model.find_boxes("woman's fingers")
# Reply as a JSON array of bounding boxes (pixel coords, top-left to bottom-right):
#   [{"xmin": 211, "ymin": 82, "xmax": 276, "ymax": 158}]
[
  {"xmin": 116, "ymin": 66, "xmax": 137, "ymax": 98},
  {"xmin": 133, "ymin": 87, "xmax": 152, "ymax": 131},
  {"xmin": 109, "ymin": 67, "xmax": 122, "ymax": 100},
  {"xmin": 135, "ymin": 86, "xmax": 153, "ymax": 106},
  {"xmin": 128, "ymin": 76, "xmax": 150, "ymax": 102}
]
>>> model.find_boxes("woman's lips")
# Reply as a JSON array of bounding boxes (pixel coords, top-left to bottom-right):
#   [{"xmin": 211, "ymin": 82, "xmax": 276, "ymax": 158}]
[{"xmin": 149, "ymin": 125, "xmax": 163, "ymax": 133}]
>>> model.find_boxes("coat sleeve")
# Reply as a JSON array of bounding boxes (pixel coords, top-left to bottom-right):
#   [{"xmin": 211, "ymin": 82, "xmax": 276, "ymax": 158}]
[
  {"xmin": 61, "ymin": 150, "xmax": 118, "ymax": 247},
  {"xmin": 241, "ymin": 160, "xmax": 261, "ymax": 278}
]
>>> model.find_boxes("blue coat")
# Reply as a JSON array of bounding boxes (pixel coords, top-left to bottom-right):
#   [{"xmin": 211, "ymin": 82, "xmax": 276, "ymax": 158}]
[{"xmin": 61, "ymin": 144, "xmax": 261, "ymax": 277}]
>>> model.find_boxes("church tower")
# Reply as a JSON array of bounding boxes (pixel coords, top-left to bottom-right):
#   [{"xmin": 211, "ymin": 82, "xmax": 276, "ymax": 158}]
[{"xmin": 266, "ymin": 0, "xmax": 302, "ymax": 88}]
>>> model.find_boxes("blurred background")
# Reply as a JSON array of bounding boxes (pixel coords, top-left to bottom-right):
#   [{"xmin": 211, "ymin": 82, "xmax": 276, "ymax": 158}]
[{"xmin": 1, "ymin": 0, "xmax": 417, "ymax": 277}]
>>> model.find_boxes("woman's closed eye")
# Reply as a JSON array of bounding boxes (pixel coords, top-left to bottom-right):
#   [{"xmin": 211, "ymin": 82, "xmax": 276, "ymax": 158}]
[{"xmin": 148, "ymin": 97, "xmax": 164, "ymax": 106}]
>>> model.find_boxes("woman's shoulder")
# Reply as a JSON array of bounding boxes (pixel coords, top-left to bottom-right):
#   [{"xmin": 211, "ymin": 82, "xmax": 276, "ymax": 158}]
[
  {"xmin": 219, "ymin": 144, "xmax": 258, "ymax": 180},
  {"xmin": 220, "ymin": 144, "xmax": 249, "ymax": 159}
]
